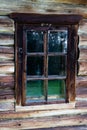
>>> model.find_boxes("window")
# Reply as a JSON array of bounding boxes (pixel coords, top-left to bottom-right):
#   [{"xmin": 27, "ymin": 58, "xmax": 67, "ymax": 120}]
[{"xmin": 10, "ymin": 13, "xmax": 82, "ymax": 106}]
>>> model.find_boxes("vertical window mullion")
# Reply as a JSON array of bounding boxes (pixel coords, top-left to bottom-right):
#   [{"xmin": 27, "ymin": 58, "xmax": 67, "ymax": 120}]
[
  {"xmin": 22, "ymin": 28, "xmax": 27, "ymax": 105},
  {"xmin": 44, "ymin": 31, "xmax": 48, "ymax": 102}
]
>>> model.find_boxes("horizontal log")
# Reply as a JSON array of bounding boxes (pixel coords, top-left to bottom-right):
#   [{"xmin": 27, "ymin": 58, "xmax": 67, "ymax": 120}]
[
  {"xmin": 0, "ymin": 108, "xmax": 87, "ymax": 119},
  {"xmin": 0, "ymin": 76, "xmax": 14, "ymax": 82},
  {"xmin": 16, "ymin": 103, "xmax": 75, "ymax": 112},
  {"xmin": 78, "ymin": 61, "xmax": 87, "ymax": 75},
  {"xmin": 0, "ymin": 80, "xmax": 14, "ymax": 89},
  {"xmin": 0, "ymin": 25, "xmax": 14, "ymax": 34},
  {"xmin": 79, "ymin": 41, "xmax": 87, "ymax": 49},
  {"xmin": 0, "ymin": 61, "xmax": 14, "ymax": 66},
  {"xmin": 0, "ymin": 16, "xmax": 14, "ymax": 33},
  {"xmin": 0, "ymin": 89, "xmax": 14, "ymax": 96},
  {"xmin": 0, "ymin": 46, "xmax": 14, "ymax": 54},
  {"xmin": 0, "ymin": 65, "xmax": 14, "ymax": 74},
  {"xmin": 0, "ymin": 54, "xmax": 14, "ymax": 61},
  {"xmin": 34, "ymin": 126, "xmax": 87, "ymax": 130},
  {"xmin": 0, "ymin": 95, "xmax": 14, "ymax": 100},
  {"xmin": 0, "ymin": 114, "xmax": 87, "ymax": 129},
  {"xmin": 0, "ymin": 102, "xmax": 14, "ymax": 112},
  {"xmin": 0, "ymin": 33, "xmax": 14, "ymax": 46},
  {"xmin": 76, "ymin": 101, "xmax": 87, "ymax": 108},
  {"xmin": 76, "ymin": 86, "xmax": 87, "ymax": 98},
  {"xmin": 79, "ymin": 48, "xmax": 87, "ymax": 60},
  {"xmin": 0, "ymin": 16, "xmax": 13, "ymax": 23},
  {"xmin": 76, "ymin": 76, "xmax": 87, "ymax": 88},
  {"xmin": 0, "ymin": 1, "xmax": 87, "ymax": 18},
  {"xmin": 79, "ymin": 33, "xmax": 87, "ymax": 41},
  {"xmin": 78, "ymin": 19, "xmax": 87, "ymax": 35}
]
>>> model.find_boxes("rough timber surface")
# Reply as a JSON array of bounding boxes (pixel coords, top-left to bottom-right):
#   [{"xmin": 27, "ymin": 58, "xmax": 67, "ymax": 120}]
[{"xmin": 0, "ymin": 1, "xmax": 87, "ymax": 129}]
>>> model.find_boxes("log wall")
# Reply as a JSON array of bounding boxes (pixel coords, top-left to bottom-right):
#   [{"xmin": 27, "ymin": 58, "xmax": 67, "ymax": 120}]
[
  {"xmin": 0, "ymin": 2, "xmax": 87, "ymax": 128},
  {"xmin": 0, "ymin": 16, "xmax": 15, "ymax": 111}
]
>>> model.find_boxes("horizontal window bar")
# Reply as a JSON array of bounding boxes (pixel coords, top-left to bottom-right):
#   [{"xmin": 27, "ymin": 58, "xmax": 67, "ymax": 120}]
[{"xmin": 27, "ymin": 75, "xmax": 66, "ymax": 80}]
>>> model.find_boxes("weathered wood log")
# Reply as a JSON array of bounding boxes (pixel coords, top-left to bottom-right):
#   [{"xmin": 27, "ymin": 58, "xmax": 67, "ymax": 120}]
[
  {"xmin": 79, "ymin": 61, "xmax": 87, "ymax": 75},
  {"xmin": 0, "ymin": 95, "xmax": 14, "ymax": 100},
  {"xmin": 0, "ymin": 33, "xmax": 14, "ymax": 46},
  {"xmin": 79, "ymin": 48, "xmax": 87, "ymax": 60},
  {"xmin": 0, "ymin": 46, "xmax": 14, "ymax": 54},
  {"xmin": 76, "ymin": 76, "xmax": 87, "ymax": 87},
  {"xmin": 79, "ymin": 41, "xmax": 87, "ymax": 49},
  {"xmin": 33, "ymin": 126, "xmax": 87, "ymax": 130},
  {"xmin": 0, "ymin": 80, "xmax": 14, "ymax": 89},
  {"xmin": 16, "ymin": 103, "xmax": 75, "ymax": 112},
  {"xmin": 76, "ymin": 101, "xmax": 87, "ymax": 108},
  {"xmin": 0, "ymin": 108, "xmax": 87, "ymax": 119},
  {"xmin": 0, "ymin": 114, "xmax": 87, "ymax": 129},
  {"xmin": 0, "ymin": 89, "xmax": 14, "ymax": 96},
  {"xmin": 76, "ymin": 86, "xmax": 87, "ymax": 98},
  {"xmin": 0, "ymin": 65, "xmax": 14, "ymax": 74},
  {"xmin": 79, "ymin": 19, "xmax": 87, "ymax": 34},
  {"xmin": 0, "ymin": 102, "xmax": 14, "ymax": 112},
  {"xmin": 0, "ymin": 54, "xmax": 14, "ymax": 61},
  {"xmin": 0, "ymin": 76, "xmax": 14, "ymax": 82},
  {"xmin": 0, "ymin": 1, "xmax": 87, "ymax": 18},
  {"xmin": 0, "ymin": 16, "xmax": 13, "ymax": 25},
  {"xmin": 0, "ymin": 16, "xmax": 14, "ymax": 33}
]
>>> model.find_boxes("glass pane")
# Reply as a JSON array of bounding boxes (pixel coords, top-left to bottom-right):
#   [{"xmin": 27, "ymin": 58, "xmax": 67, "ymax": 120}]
[
  {"xmin": 48, "ymin": 56, "xmax": 67, "ymax": 76},
  {"xmin": 27, "ymin": 31, "xmax": 44, "ymax": 52},
  {"xmin": 27, "ymin": 56, "xmax": 44, "ymax": 76},
  {"xmin": 26, "ymin": 80, "xmax": 45, "ymax": 102},
  {"xmin": 48, "ymin": 30, "xmax": 68, "ymax": 53},
  {"xmin": 48, "ymin": 80, "xmax": 66, "ymax": 100}
]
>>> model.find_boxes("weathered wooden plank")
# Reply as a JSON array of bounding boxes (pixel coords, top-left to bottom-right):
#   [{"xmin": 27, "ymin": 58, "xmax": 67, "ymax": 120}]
[
  {"xmin": 0, "ymin": 25, "xmax": 14, "ymax": 34},
  {"xmin": 0, "ymin": 89, "xmax": 14, "ymax": 96},
  {"xmin": 76, "ymin": 101, "xmax": 87, "ymax": 108},
  {"xmin": 0, "ymin": 114, "xmax": 87, "ymax": 129},
  {"xmin": 0, "ymin": 54, "xmax": 14, "ymax": 61},
  {"xmin": 78, "ymin": 61, "xmax": 87, "ymax": 75},
  {"xmin": 0, "ymin": 0, "xmax": 87, "ymax": 18},
  {"xmin": 79, "ymin": 19, "xmax": 87, "ymax": 34},
  {"xmin": 34, "ymin": 126, "xmax": 87, "ymax": 130},
  {"xmin": 0, "ymin": 95, "xmax": 14, "ymax": 100},
  {"xmin": 76, "ymin": 76, "xmax": 87, "ymax": 87},
  {"xmin": 0, "ymin": 108, "xmax": 87, "ymax": 119},
  {"xmin": 0, "ymin": 46, "xmax": 14, "ymax": 54},
  {"xmin": 79, "ymin": 41, "xmax": 87, "ymax": 49},
  {"xmin": 0, "ymin": 16, "xmax": 14, "ymax": 33},
  {"xmin": 79, "ymin": 48, "xmax": 87, "ymax": 60},
  {"xmin": 0, "ymin": 65, "xmax": 14, "ymax": 74},
  {"xmin": 0, "ymin": 102, "xmax": 14, "ymax": 112},
  {"xmin": 16, "ymin": 103, "xmax": 75, "ymax": 112},
  {"xmin": 76, "ymin": 86, "xmax": 87, "ymax": 98},
  {"xmin": 0, "ymin": 80, "xmax": 14, "ymax": 89},
  {"xmin": 0, "ymin": 76, "xmax": 14, "ymax": 82},
  {"xmin": 0, "ymin": 33, "xmax": 14, "ymax": 46}
]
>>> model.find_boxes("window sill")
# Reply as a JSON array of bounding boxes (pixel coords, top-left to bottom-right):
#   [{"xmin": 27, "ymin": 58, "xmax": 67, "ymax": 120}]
[{"xmin": 16, "ymin": 102, "xmax": 75, "ymax": 112}]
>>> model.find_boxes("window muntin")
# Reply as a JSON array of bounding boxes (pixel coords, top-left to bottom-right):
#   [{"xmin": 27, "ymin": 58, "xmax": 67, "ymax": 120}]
[{"xmin": 25, "ymin": 27, "xmax": 68, "ymax": 104}]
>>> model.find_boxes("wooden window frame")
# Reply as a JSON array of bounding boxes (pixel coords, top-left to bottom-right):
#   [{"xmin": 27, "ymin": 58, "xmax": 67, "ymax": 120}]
[{"xmin": 9, "ymin": 13, "xmax": 82, "ymax": 106}]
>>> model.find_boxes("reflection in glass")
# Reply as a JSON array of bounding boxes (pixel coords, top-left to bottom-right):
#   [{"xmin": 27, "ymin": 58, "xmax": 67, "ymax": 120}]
[
  {"xmin": 27, "ymin": 31, "xmax": 44, "ymax": 52},
  {"xmin": 48, "ymin": 80, "xmax": 66, "ymax": 100},
  {"xmin": 27, "ymin": 56, "xmax": 43, "ymax": 76},
  {"xmin": 48, "ymin": 30, "xmax": 67, "ymax": 53},
  {"xmin": 26, "ymin": 80, "xmax": 44, "ymax": 102},
  {"xmin": 48, "ymin": 56, "xmax": 67, "ymax": 76}
]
